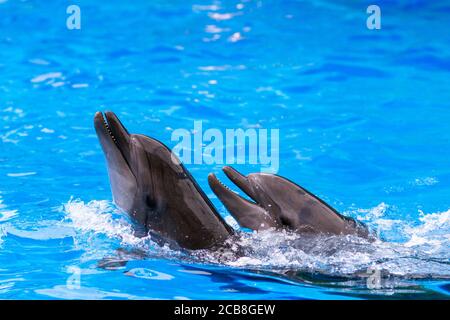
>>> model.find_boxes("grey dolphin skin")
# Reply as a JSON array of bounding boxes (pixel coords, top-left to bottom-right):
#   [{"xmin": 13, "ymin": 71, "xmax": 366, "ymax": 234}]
[
  {"xmin": 94, "ymin": 111, "xmax": 369, "ymax": 251},
  {"xmin": 208, "ymin": 167, "xmax": 369, "ymax": 238},
  {"xmin": 94, "ymin": 111, "xmax": 233, "ymax": 250}
]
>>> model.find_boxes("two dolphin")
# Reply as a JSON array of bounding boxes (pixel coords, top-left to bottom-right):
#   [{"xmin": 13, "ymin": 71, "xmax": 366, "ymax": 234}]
[{"xmin": 94, "ymin": 111, "xmax": 369, "ymax": 250}]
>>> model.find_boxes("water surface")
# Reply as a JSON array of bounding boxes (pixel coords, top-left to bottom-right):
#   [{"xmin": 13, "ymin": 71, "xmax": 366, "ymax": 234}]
[{"xmin": 0, "ymin": 0, "xmax": 449, "ymax": 299}]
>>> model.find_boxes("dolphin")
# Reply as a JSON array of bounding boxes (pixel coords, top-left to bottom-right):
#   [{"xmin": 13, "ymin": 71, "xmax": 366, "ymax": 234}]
[
  {"xmin": 94, "ymin": 111, "xmax": 233, "ymax": 250},
  {"xmin": 208, "ymin": 166, "xmax": 369, "ymax": 238},
  {"xmin": 94, "ymin": 111, "xmax": 369, "ymax": 251}
]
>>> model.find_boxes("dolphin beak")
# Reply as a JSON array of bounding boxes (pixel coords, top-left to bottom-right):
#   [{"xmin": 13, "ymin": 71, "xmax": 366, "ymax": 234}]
[
  {"xmin": 208, "ymin": 166, "xmax": 256, "ymax": 210},
  {"xmin": 94, "ymin": 111, "xmax": 131, "ymax": 158},
  {"xmin": 208, "ymin": 167, "xmax": 274, "ymax": 230},
  {"xmin": 104, "ymin": 111, "xmax": 131, "ymax": 156},
  {"xmin": 94, "ymin": 111, "xmax": 113, "ymax": 153},
  {"xmin": 94, "ymin": 111, "xmax": 135, "ymax": 178},
  {"xmin": 222, "ymin": 166, "xmax": 255, "ymax": 199}
]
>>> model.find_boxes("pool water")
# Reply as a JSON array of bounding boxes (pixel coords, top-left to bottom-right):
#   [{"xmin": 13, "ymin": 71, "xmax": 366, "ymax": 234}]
[{"xmin": 1, "ymin": 0, "xmax": 449, "ymax": 299}]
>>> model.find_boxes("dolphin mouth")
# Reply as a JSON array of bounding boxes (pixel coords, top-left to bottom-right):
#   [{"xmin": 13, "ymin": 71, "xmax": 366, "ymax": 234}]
[
  {"xmin": 94, "ymin": 111, "xmax": 132, "ymax": 167},
  {"xmin": 208, "ymin": 166, "xmax": 256, "ymax": 203},
  {"xmin": 96, "ymin": 112, "xmax": 118, "ymax": 145}
]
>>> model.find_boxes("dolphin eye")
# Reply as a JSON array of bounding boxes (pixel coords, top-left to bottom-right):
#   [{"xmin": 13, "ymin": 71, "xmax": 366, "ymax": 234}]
[
  {"xmin": 279, "ymin": 215, "xmax": 292, "ymax": 228},
  {"xmin": 146, "ymin": 196, "xmax": 157, "ymax": 210}
]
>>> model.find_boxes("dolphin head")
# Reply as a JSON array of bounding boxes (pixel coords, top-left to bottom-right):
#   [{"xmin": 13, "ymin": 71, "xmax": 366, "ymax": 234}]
[
  {"xmin": 94, "ymin": 111, "xmax": 233, "ymax": 249},
  {"xmin": 209, "ymin": 166, "xmax": 369, "ymax": 238}
]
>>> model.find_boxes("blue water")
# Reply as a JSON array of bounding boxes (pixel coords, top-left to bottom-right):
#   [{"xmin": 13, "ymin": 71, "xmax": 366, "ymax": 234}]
[{"xmin": 1, "ymin": 0, "xmax": 450, "ymax": 299}]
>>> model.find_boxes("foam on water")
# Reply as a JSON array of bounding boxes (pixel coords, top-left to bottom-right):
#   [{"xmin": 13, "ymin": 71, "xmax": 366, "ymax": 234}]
[
  {"xmin": 221, "ymin": 204, "xmax": 450, "ymax": 278},
  {"xmin": 61, "ymin": 199, "xmax": 450, "ymax": 280},
  {"xmin": 63, "ymin": 198, "xmax": 149, "ymax": 247},
  {"xmin": 62, "ymin": 199, "xmax": 179, "ymax": 261}
]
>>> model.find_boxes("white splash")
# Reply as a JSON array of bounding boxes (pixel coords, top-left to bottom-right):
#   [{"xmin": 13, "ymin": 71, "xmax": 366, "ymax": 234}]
[
  {"xmin": 62, "ymin": 198, "xmax": 147, "ymax": 247},
  {"xmin": 354, "ymin": 202, "xmax": 389, "ymax": 221},
  {"xmin": 217, "ymin": 204, "xmax": 450, "ymax": 278},
  {"xmin": 403, "ymin": 209, "xmax": 450, "ymax": 253},
  {"xmin": 61, "ymin": 199, "xmax": 450, "ymax": 279}
]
